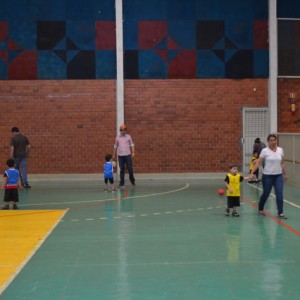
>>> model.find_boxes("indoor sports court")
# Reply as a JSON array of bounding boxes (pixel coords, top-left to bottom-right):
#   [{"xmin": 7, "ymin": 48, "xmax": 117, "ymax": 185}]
[
  {"xmin": 1, "ymin": 174, "xmax": 300, "ymax": 300},
  {"xmin": 1, "ymin": 0, "xmax": 300, "ymax": 299}
]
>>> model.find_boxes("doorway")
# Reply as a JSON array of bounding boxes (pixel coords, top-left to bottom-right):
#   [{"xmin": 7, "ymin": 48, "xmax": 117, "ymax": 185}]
[{"xmin": 242, "ymin": 107, "xmax": 269, "ymax": 173}]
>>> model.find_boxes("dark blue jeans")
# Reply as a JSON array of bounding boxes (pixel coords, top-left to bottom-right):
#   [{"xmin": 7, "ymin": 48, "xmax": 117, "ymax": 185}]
[
  {"xmin": 259, "ymin": 174, "xmax": 284, "ymax": 214},
  {"xmin": 14, "ymin": 156, "xmax": 28, "ymax": 185},
  {"xmin": 118, "ymin": 155, "xmax": 135, "ymax": 186}
]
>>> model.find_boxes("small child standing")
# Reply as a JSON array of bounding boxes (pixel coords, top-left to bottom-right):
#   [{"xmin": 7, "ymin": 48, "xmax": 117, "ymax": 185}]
[
  {"xmin": 2, "ymin": 158, "xmax": 21, "ymax": 209},
  {"xmin": 249, "ymin": 151, "xmax": 260, "ymax": 182},
  {"xmin": 224, "ymin": 164, "xmax": 248, "ymax": 217},
  {"xmin": 103, "ymin": 154, "xmax": 116, "ymax": 192}
]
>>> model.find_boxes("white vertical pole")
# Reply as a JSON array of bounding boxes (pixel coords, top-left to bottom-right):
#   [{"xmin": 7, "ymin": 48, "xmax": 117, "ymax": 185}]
[
  {"xmin": 115, "ymin": 0, "xmax": 124, "ymax": 133},
  {"xmin": 268, "ymin": 0, "xmax": 278, "ymax": 133}
]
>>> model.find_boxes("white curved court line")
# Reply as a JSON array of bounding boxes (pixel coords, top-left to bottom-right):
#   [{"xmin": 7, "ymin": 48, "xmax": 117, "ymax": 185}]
[
  {"xmin": 248, "ymin": 183, "xmax": 300, "ymax": 209},
  {"xmin": 19, "ymin": 183, "xmax": 190, "ymax": 207}
]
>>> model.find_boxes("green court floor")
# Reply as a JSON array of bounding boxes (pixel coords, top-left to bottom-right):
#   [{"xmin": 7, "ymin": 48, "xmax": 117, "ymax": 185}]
[{"xmin": 0, "ymin": 177, "xmax": 300, "ymax": 300}]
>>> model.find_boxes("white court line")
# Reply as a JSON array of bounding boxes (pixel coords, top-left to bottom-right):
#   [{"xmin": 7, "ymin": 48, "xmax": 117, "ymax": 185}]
[
  {"xmin": 248, "ymin": 183, "xmax": 300, "ymax": 209},
  {"xmin": 19, "ymin": 183, "xmax": 190, "ymax": 207},
  {"xmin": 61, "ymin": 259, "xmax": 296, "ymax": 267}
]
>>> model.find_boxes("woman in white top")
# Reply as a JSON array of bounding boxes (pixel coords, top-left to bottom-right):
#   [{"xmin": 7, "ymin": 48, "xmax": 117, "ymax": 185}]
[{"xmin": 250, "ymin": 134, "xmax": 288, "ymax": 219}]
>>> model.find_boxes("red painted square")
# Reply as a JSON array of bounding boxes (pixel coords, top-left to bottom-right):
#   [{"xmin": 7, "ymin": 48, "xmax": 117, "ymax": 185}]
[
  {"xmin": 0, "ymin": 50, "xmax": 8, "ymax": 63},
  {"xmin": 96, "ymin": 21, "xmax": 116, "ymax": 50},
  {"xmin": 0, "ymin": 21, "xmax": 8, "ymax": 43},
  {"xmin": 8, "ymin": 51, "xmax": 37, "ymax": 79},
  {"xmin": 168, "ymin": 50, "xmax": 196, "ymax": 78},
  {"xmin": 253, "ymin": 20, "xmax": 268, "ymax": 49},
  {"xmin": 139, "ymin": 21, "xmax": 167, "ymax": 50}
]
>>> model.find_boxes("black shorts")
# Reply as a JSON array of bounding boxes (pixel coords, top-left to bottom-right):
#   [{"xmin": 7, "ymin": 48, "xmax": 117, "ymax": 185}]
[
  {"xmin": 104, "ymin": 178, "xmax": 114, "ymax": 184},
  {"xmin": 227, "ymin": 196, "xmax": 240, "ymax": 208},
  {"xmin": 4, "ymin": 188, "xmax": 19, "ymax": 202}
]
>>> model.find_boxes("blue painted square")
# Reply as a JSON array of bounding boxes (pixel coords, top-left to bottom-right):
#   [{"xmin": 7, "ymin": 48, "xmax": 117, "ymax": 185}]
[
  {"xmin": 124, "ymin": 0, "xmax": 140, "ymax": 21},
  {"xmin": 139, "ymin": 50, "xmax": 167, "ymax": 78},
  {"xmin": 67, "ymin": 21, "xmax": 95, "ymax": 50},
  {"xmin": 96, "ymin": 50, "xmax": 116, "ymax": 79},
  {"xmin": 124, "ymin": 20, "xmax": 138, "ymax": 50},
  {"xmin": 253, "ymin": 50, "xmax": 268, "ymax": 78},
  {"xmin": 94, "ymin": 0, "xmax": 115, "ymax": 20},
  {"xmin": 38, "ymin": 51, "xmax": 66, "ymax": 79},
  {"xmin": 169, "ymin": 21, "xmax": 196, "ymax": 49},
  {"xmin": 137, "ymin": 0, "xmax": 167, "ymax": 20},
  {"xmin": 34, "ymin": 0, "xmax": 66, "ymax": 20},
  {"xmin": 225, "ymin": 18, "xmax": 253, "ymax": 49},
  {"xmin": 196, "ymin": 0, "xmax": 225, "ymax": 20},
  {"xmin": 0, "ymin": 60, "xmax": 8, "ymax": 79},
  {"xmin": 197, "ymin": 50, "xmax": 225, "ymax": 78},
  {"xmin": 167, "ymin": 0, "xmax": 196, "ymax": 20},
  {"xmin": 66, "ymin": 0, "xmax": 115, "ymax": 21},
  {"xmin": 9, "ymin": 21, "xmax": 36, "ymax": 50}
]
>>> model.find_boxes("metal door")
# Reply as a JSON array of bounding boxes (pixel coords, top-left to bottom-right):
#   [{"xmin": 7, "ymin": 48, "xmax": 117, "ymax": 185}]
[{"xmin": 242, "ymin": 108, "xmax": 269, "ymax": 173}]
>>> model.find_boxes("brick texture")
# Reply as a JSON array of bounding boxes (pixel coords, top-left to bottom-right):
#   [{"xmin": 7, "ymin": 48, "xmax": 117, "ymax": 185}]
[
  {"xmin": 0, "ymin": 78, "xmax": 277, "ymax": 173},
  {"xmin": 278, "ymin": 78, "xmax": 300, "ymax": 133}
]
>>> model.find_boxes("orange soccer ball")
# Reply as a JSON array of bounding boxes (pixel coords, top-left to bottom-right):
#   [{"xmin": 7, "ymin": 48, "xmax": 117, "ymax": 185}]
[{"xmin": 218, "ymin": 189, "xmax": 225, "ymax": 196}]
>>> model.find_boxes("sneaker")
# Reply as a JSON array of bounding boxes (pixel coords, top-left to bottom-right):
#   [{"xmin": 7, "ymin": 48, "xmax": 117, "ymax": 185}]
[
  {"xmin": 278, "ymin": 214, "xmax": 287, "ymax": 219},
  {"xmin": 23, "ymin": 184, "xmax": 31, "ymax": 189},
  {"xmin": 111, "ymin": 189, "xmax": 116, "ymax": 192},
  {"xmin": 2, "ymin": 205, "xmax": 9, "ymax": 210},
  {"xmin": 258, "ymin": 211, "xmax": 265, "ymax": 216},
  {"xmin": 104, "ymin": 188, "xmax": 108, "ymax": 192},
  {"xmin": 13, "ymin": 204, "xmax": 18, "ymax": 210},
  {"xmin": 225, "ymin": 208, "xmax": 230, "ymax": 216},
  {"xmin": 232, "ymin": 211, "xmax": 240, "ymax": 217},
  {"xmin": 118, "ymin": 184, "xmax": 124, "ymax": 189}
]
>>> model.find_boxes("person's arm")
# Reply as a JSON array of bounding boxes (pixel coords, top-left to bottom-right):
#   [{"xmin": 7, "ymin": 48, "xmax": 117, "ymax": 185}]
[
  {"xmin": 112, "ymin": 137, "xmax": 118, "ymax": 160},
  {"xmin": 224, "ymin": 175, "xmax": 233, "ymax": 193},
  {"xmin": 131, "ymin": 145, "xmax": 135, "ymax": 157},
  {"xmin": 250, "ymin": 157, "xmax": 263, "ymax": 179},
  {"xmin": 17, "ymin": 177, "xmax": 21, "ymax": 188},
  {"xmin": 26, "ymin": 144, "xmax": 30, "ymax": 156},
  {"xmin": 281, "ymin": 158, "xmax": 287, "ymax": 181},
  {"xmin": 10, "ymin": 146, "xmax": 14, "ymax": 158},
  {"xmin": 1, "ymin": 175, "xmax": 7, "ymax": 189}
]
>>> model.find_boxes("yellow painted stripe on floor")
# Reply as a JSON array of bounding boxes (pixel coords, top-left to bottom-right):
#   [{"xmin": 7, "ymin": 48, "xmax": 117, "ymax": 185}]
[{"xmin": 0, "ymin": 209, "xmax": 66, "ymax": 291}]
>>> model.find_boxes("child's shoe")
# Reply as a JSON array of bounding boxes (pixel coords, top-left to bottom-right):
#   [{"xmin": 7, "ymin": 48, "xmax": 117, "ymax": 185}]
[
  {"xmin": 225, "ymin": 207, "xmax": 230, "ymax": 216},
  {"xmin": 2, "ymin": 205, "xmax": 9, "ymax": 210},
  {"xmin": 104, "ymin": 188, "xmax": 108, "ymax": 192},
  {"xmin": 258, "ymin": 211, "xmax": 265, "ymax": 216},
  {"xmin": 13, "ymin": 204, "xmax": 18, "ymax": 210},
  {"xmin": 232, "ymin": 211, "xmax": 240, "ymax": 217}
]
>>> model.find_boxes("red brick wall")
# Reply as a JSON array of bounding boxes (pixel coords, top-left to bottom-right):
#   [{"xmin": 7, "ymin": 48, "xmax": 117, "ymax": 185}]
[
  {"xmin": 0, "ymin": 80, "xmax": 116, "ymax": 173},
  {"xmin": 0, "ymin": 79, "xmax": 268, "ymax": 173},
  {"xmin": 125, "ymin": 79, "xmax": 268, "ymax": 173},
  {"xmin": 278, "ymin": 78, "xmax": 300, "ymax": 133}
]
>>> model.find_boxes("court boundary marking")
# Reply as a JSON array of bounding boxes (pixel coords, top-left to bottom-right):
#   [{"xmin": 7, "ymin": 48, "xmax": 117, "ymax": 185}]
[
  {"xmin": 17, "ymin": 183, "xmax": 190, "ymax": 207},
  {"xmin": 0, "ymin": 209, "xmax": 69, "ymax": 296}
]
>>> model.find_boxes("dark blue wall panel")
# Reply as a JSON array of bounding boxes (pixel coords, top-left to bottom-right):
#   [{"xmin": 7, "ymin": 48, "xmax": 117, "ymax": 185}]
[{"xmin": 0, "ymin": 0, "xmax": 269, "ymax": 79}]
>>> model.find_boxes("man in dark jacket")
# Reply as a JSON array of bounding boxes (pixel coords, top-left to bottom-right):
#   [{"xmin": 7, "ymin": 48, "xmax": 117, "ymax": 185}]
[{"xmin": 10, "ymin": 127, "xmax": 31, "ymax": 188}]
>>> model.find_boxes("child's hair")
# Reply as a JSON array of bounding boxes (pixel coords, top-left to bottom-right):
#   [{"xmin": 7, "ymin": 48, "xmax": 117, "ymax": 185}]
[
  {"xmin": 229, "ymin": 164, "xmax": 238, "ymax": 170},
  {"xmin": 7, "ymin": 158, "xmax": 15, "ymax": 168},
  {"xmin": 105, "ymin": 154, "xmax": 113, "ymax": 162}
]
